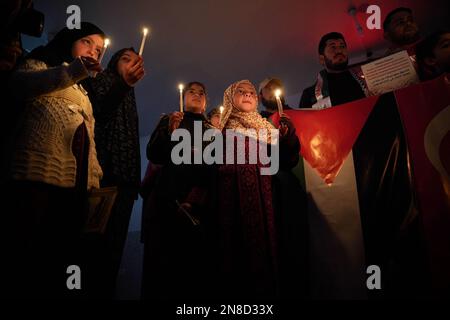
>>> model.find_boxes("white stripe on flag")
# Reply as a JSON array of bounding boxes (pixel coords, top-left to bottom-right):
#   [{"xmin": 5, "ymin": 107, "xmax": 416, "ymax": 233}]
[{"xmin": 305, "ymin": 151, "xmax": 367, "ymax": 299}]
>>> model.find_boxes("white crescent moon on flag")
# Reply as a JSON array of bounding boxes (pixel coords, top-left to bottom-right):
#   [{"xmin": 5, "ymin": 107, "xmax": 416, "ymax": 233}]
[{"xmin": 424, "ymin": 105, "xmax": 450, "ymax": 196}]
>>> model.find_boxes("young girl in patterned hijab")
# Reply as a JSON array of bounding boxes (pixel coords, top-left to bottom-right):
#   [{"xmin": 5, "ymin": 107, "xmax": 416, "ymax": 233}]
[
  {"xmin": 212, "ymin": 79, "xmax": 300, "ymax": 299},
  {"xmin": 220, "ymin": 79, "xmax": 275, "ymax": 141}
]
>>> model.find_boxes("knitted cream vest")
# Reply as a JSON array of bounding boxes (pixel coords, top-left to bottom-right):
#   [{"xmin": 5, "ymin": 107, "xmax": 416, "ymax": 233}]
[{"xmin": 11, "ymin": 59, "xmax": 103, "ymax": 189}]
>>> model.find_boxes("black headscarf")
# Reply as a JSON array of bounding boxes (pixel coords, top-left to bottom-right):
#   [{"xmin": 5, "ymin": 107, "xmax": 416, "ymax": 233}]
[
  {"xmin": 106, "ymin": 47, "xmax": 135, "ymax": 74},
  {"xmin": 26, "ymin": 21, "xmax": 105, "ymax": 67}
]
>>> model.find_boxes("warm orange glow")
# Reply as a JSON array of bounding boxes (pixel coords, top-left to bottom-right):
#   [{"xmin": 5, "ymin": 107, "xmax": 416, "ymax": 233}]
[{"xmin": 275, "ymin": 89, "xmax": 282, "ymax": 98}]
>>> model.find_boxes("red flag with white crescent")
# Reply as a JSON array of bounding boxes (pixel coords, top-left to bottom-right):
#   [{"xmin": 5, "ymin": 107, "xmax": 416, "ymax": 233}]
[{"xmin": 394, "ymin": 74, "xmax": 450, "ymax": 291}]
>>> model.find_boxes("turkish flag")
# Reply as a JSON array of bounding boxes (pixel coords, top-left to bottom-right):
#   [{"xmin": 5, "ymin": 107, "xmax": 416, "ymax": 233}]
[{"xmin": 394, "ymin": 74, "xmax": 450, "ymax": 292}]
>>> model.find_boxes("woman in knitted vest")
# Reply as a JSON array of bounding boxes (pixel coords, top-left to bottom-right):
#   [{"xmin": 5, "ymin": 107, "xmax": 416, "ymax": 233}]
[{"xmin": 6, "ymin": 22, "xmax": 105, "ymax": 298}]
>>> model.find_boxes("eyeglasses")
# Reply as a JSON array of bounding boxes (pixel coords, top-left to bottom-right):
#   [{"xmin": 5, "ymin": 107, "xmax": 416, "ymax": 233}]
[{"xmin": 235, "ymin": 88, "xmax": 257, "ymax": 98}]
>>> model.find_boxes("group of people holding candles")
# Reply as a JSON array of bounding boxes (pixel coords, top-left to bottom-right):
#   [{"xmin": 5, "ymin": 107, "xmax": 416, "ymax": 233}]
[
  {"xmin": 2, "ymin": 4, "xmax": 448, "ymax": 300},
  {"xmin": 2, "ymin": 20, "xmax": 304, "ymax": 300},
  {"xmin": 141, "ymin": 79, "xmax": 304, "ymax": 300}
]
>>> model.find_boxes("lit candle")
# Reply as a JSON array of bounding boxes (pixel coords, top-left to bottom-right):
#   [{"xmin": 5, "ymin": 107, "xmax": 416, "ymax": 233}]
[
  {"xmin": 219, "ymin": 105, "xmax": 224, "ymax": 123},
  {"xmin": 98, "ymin": 38, "xmax": 110, "ymax": 64},
  {"xmin": 274, "ymin": 89, "xmax": 284, "ymax": 116},
  {"xmin": 138, "ymin": 27, "xmax": 149, "ymax": 56},
  {"xmin": 178, "ymin": 84, "xmax": 184, "ymax": 112}
]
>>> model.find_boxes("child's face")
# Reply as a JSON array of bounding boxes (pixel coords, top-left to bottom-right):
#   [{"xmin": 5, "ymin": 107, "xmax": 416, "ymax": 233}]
[
  {"xmin": 184, "ymin": 84, "xmax": 207, "ymax": 113},
  {"xmin": 117, "ymin": 50, "xmax": 139, "ymax": 77},
  {"xmin": 233, "ymin": 83, "xmax": 257, "ymax": 112},
  {"xmin": 210, "ymin": 114, "xmax": 220, "ymax": 127},
  {"xmin": 71, "ymin": 34, "xmax": 104, "ymax": 61}
]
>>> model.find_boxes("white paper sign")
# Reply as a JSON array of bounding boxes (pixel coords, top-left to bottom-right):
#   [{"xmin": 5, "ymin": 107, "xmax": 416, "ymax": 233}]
[
  {"xmin": 312, "ymin": 96, "xmax": 332, "ymax": 109},
  {"xmin": 361, "ymin": 50, "xmax": 419, "ymax": 96}
]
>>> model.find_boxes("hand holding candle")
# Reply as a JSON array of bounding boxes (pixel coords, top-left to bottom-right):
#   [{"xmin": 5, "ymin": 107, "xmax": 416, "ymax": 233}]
[
  {"xmin": 98, "ymin": 38, "xmax": 110, "ymax": 64},
  {"xmin": 274, "ymin": 89, "xmax": 284, "ymax": 116},
  {"xmin": 178, "ymin": 84, "xmax": 184, "ymax": 112},
  {"xmin": 138, "ymin": 27, "xmax": 149, "ymax": 56}
]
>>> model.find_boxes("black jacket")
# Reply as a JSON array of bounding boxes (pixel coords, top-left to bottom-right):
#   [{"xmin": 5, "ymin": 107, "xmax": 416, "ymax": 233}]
[{"xmin": 299, "ymin": 70, "xmax": 365, "ymax": 108}]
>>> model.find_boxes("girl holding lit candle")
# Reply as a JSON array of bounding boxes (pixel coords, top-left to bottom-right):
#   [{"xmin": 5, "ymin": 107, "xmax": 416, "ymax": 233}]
[
  {"xmin": 212, "ymin": 79, "xmax": 301, "ymax": 299},
  {"xmin": 81, "ymin": 47, "xmax": 145, "ymax": 298},
  {"xmin": 142, "ymin": 81, "xmax": 214, "ymax": 299},
  {"xmin": 165, "ymin": 81, "xmax": 208, "ymax": 133}
]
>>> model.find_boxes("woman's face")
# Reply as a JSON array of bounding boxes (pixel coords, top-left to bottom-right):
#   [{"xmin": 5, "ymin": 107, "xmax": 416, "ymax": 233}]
[
  {"xmin": 233, "ymin": 83, "xmax": 258, "ymax": 112},
  {"xmin": 117, "ymin": 50, "xmax": 139, "ymax": 77},
  {"xmin": 184, "ymin": 84, "xmax": 207, "ymax": 113},
  {"xmin": 71, "ymin": 34, "xmax": 104, "ymax": 61}
]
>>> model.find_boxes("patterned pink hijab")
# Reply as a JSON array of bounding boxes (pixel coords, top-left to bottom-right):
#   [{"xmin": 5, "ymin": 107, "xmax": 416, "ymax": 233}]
[{"xmin": 220, "ymin": 80, "xmax": 275, "ymax": 143}]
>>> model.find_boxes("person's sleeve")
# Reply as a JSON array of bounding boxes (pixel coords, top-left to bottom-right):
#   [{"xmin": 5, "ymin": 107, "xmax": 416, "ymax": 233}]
[
  {"xmin": 10, "ymin": 57, "xmax": 89, "ymax": 100},
  {"xmin": 146, "ymin": 115, "xmax": 172, "ymax": 165}
]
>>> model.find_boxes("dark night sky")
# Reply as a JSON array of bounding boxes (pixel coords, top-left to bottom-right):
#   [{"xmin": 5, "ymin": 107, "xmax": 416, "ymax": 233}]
[{"xmin": 26, "ymin": 0, "xmax": 450, "ymax": 137}]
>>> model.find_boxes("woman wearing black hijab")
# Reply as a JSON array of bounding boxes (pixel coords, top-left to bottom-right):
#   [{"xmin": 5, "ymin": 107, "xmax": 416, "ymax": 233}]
[
  {"xmin": 6, "ymin": 22, "xmax": 105, "ymax": 298},
  {"xmin": 81, "ymin": 48, "xmax": 145, "ymax": 298}
]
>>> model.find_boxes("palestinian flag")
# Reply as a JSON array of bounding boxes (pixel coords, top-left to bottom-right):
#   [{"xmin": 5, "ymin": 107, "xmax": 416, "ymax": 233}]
[{"xmin": 271, "ymin": 74, "xmax": 450, "ymax": 299}]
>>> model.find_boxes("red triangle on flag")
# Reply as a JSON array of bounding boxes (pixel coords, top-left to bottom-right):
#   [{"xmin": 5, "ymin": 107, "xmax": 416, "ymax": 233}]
[{"xmin": 271, "ymin": 96, "xmax": 378, "ymax": 184}]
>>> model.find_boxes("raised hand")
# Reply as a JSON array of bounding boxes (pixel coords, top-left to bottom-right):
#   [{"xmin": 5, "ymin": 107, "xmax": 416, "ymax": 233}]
[
  {"xmin": 279, "ymin": 113, "xmax": 292, "ymax": 137},
  {"xmin": 122, "ymin": 56, "xmax": 145, "ymax": 87},
  {"xmin": 168, "ymin": 111, "xmax": 184, "ymax": 133}
]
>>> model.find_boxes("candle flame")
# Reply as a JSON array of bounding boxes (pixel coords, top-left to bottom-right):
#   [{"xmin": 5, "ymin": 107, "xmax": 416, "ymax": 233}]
[
  {"xmin": 104, "ymin": 38, "xmax": 110, "ymax": 48},
  {"xmin": 143, "ymin": 28, "xmax": 149, "ymax": 36},
  {"xmin": 219, "ymin": 106, "xmax": 224, "ymax": 114},
  {"xmin": 275, "ymin": 89, "xmax": 282, "ymax": 98},
  {"xmin": 178, "ymin": 84, "xmax": 184, "ymax": 91}
]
